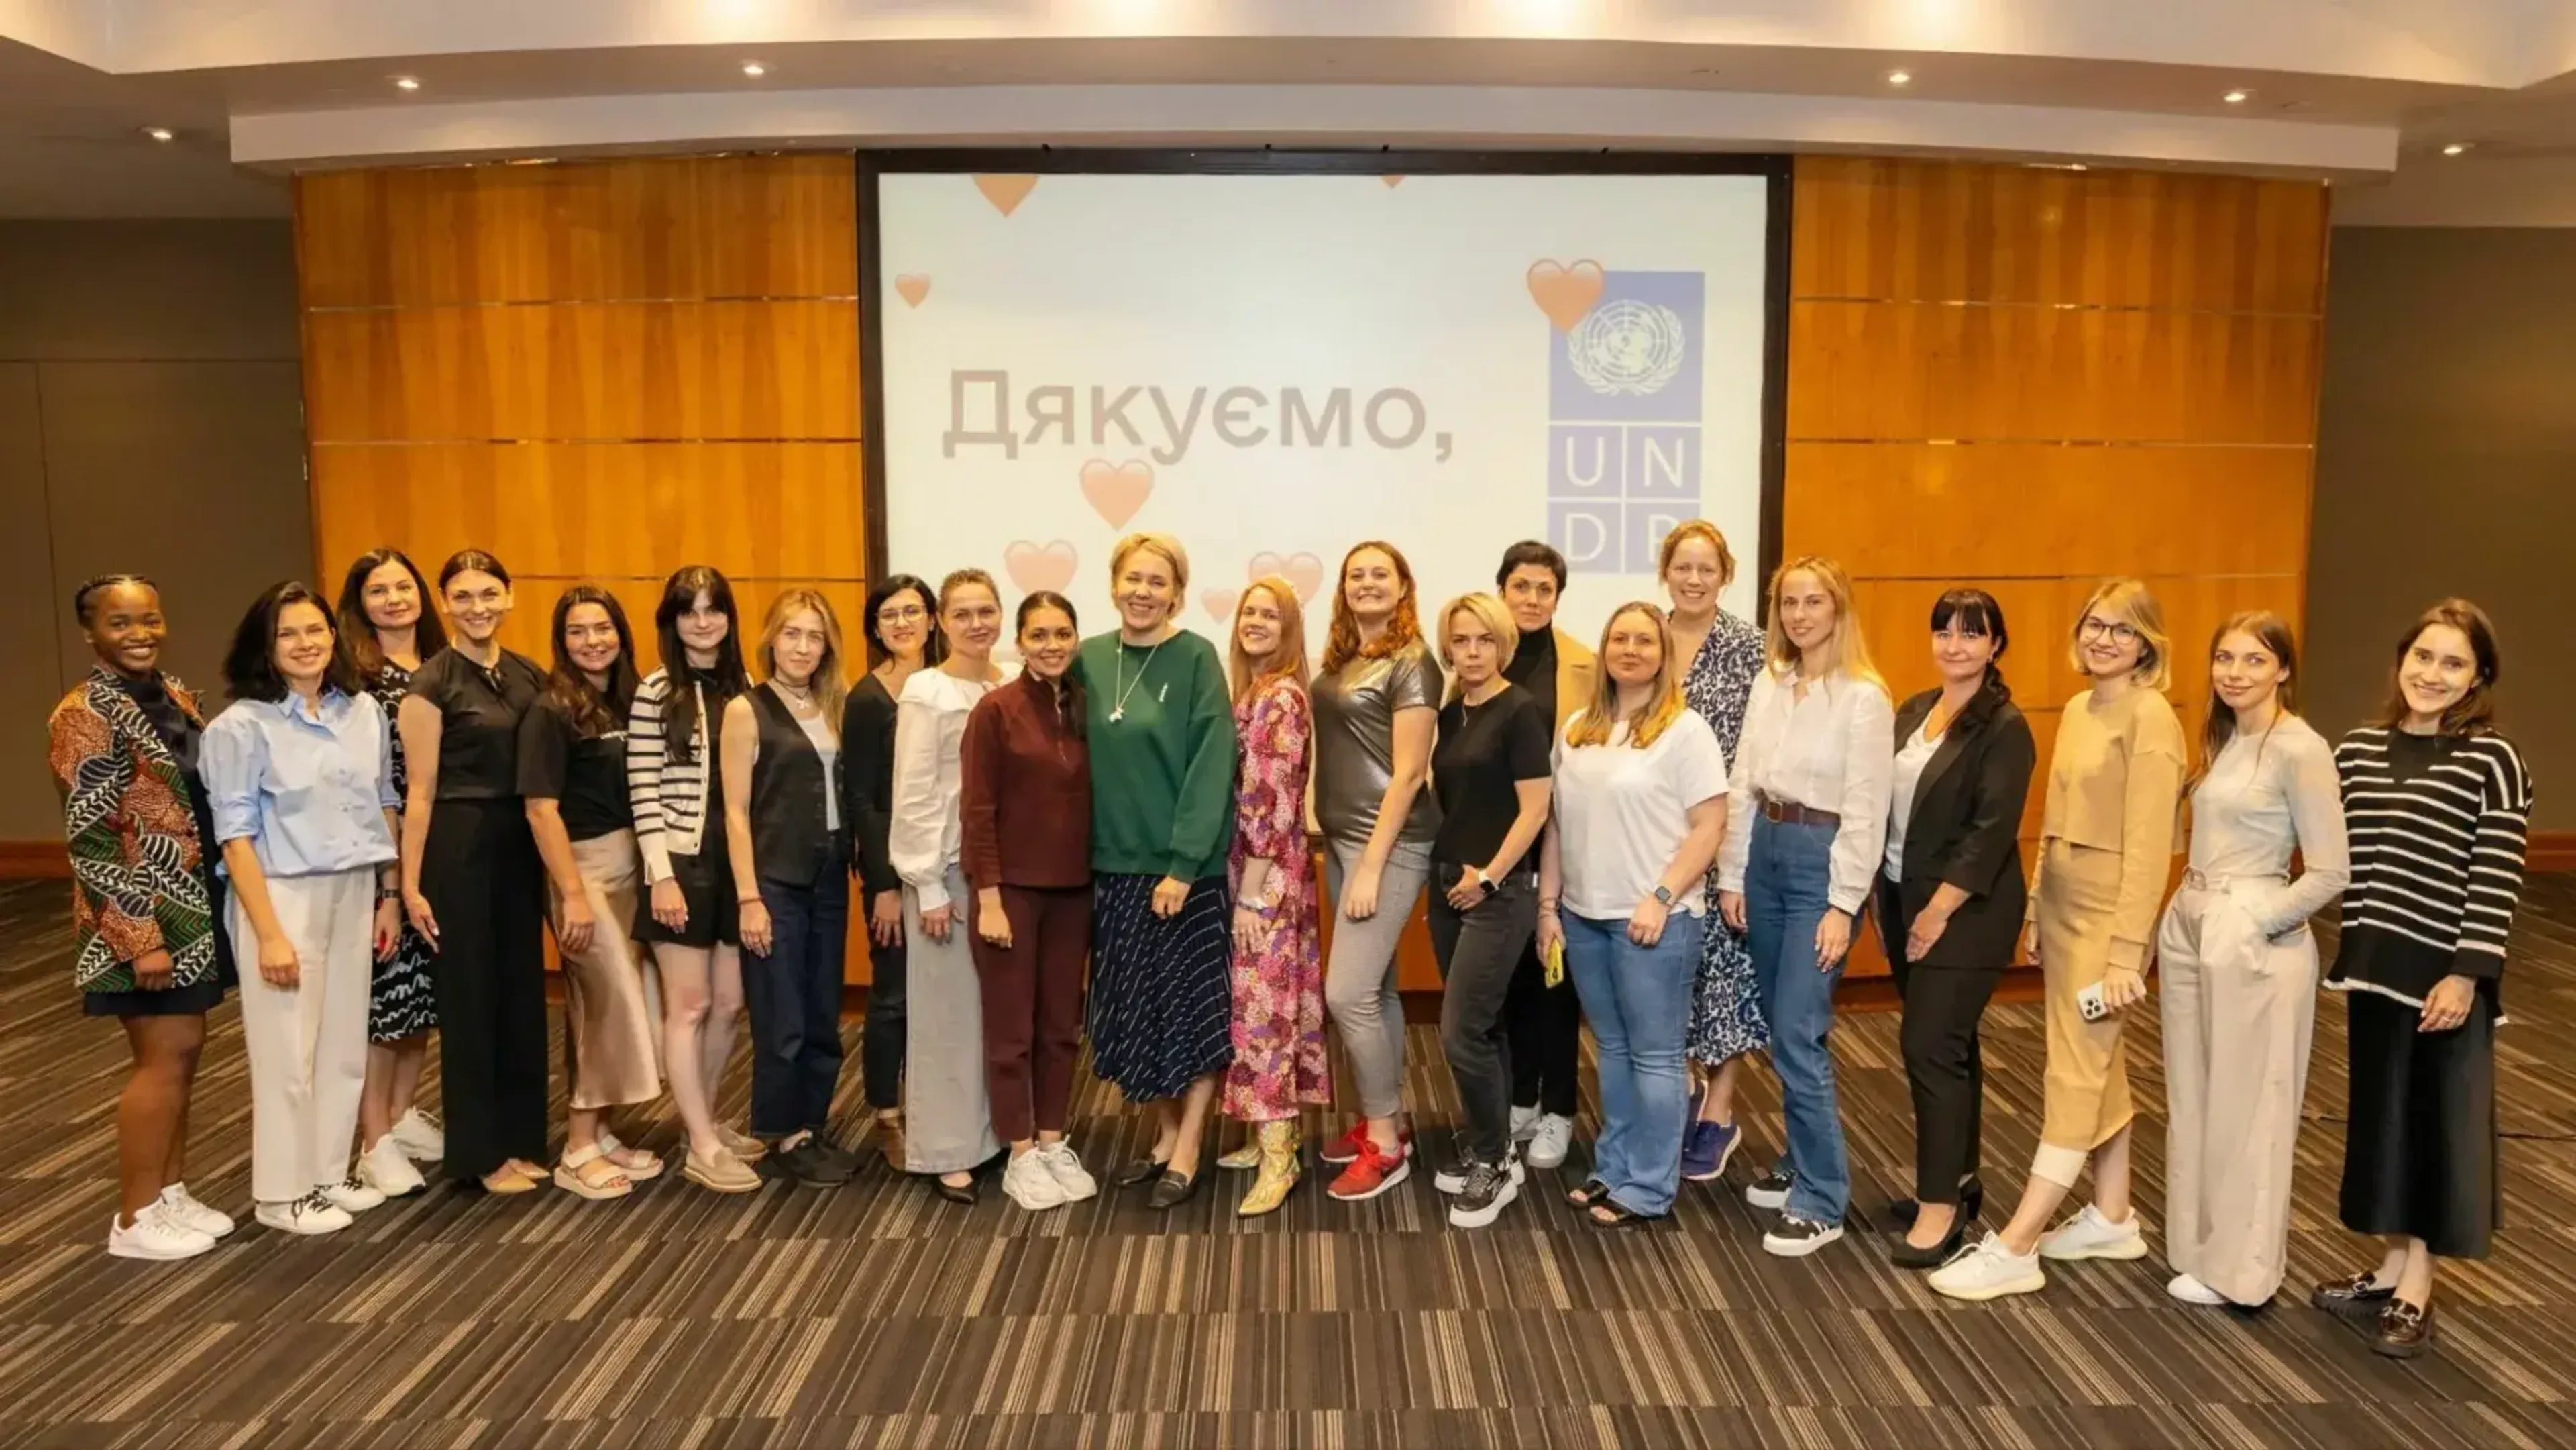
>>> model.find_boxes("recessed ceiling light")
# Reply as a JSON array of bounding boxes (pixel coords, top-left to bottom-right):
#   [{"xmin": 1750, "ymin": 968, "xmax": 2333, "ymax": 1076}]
[
  {"xmin": 392, "ymin": 76, "xmax": 420, "ymax": 91},
  {"xmin": 143, "ymin": 127, "xmax": 173, "ymax": 142},
  {"xmin": 2222, "ymin": 89, "xmax": 2249, "ymax": 104},
  {"xmin": 1886, "ymin": 70, "xmax": 1912, "ymax": 86},
  {"xmin": 2443, "ymin": 142, "xmax": 2469, "ymax": 156},
  {"xmin": 740, "ymin": 61, "xmax": 766, "ymax": 77}
]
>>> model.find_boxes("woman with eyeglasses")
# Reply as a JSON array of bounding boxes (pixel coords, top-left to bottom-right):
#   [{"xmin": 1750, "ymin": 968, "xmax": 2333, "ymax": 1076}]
[
  {"xmin": 1933, "ymin": 578, "xmax": 2184, "ymax": 1302},
  {"xmin": 843, "ymin": 574, "xmax": 943, "ymax": 1161}
]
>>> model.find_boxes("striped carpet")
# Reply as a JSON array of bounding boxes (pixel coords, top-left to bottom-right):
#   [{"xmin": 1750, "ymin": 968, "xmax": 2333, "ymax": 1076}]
[{"xmin": 3, "ymin": 877, "xmax": 2575, "ymax": 1449}]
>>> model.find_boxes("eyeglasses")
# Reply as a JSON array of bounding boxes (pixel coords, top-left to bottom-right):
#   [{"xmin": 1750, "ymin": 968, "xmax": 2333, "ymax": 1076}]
[
  {"xmin": 2078, "ymin": 617, "xmax": 2140, "ymax": 645},
  {"xmin": 876, "ymin": 605, "xmax": 927, "ymax": 626}
]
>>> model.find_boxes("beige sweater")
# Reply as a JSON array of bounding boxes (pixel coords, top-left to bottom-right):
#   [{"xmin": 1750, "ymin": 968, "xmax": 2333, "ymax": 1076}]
[{"xmin": 2031, "ymin": 684, "xmax": 2186, "ymax": 972}]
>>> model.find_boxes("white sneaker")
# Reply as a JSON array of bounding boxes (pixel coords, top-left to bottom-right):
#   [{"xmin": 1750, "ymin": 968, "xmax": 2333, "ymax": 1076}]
[
  {"xmin": 319, "ymin": 1176, "xmax": 387, "ymax": 1214},
  {"xmin": 1525, "ymin": 1114, "xmax": 1573, "ymax": 1171},
  {"xmin": 1036, "ymin": 1141, "xmax": 1098, "ymax": 1203},
  {"xmin": 1002, "ymin": 1149, "xmax": 1069, "ymax": 1211},
  {"xmin": 1509, "ymin": 1105, "xmax": 1538, "ymax": 1141},
  {"xmin": 390, "ymin": 1108, "xmax": 445, "ymax": 1161},
  {"xmin": 1929, "ymin": 1233, "xmax": 2047, "ymax": 1302},
  {"xmin": 158, "ymin": 1183, "xmax": 236, "ymax": 1240},
  {"xmin": 359, "ymin": 1137, "xmax": 427, "ymax": 1198},
  {"xmin": 2167, "ymin": 1272, "xmax": 2230, "ymax": 1306},
  {"xmin": 107, "ymin": 1203, "xmax": 217, "ymax": 1261},
  {"xmin": 256, "ymin": 1190, "xmax": 354, "ymax": 1236},
  {"xmin": 2039, "ymin": 1204, "xmax": 2148, "ymax": 1262}
]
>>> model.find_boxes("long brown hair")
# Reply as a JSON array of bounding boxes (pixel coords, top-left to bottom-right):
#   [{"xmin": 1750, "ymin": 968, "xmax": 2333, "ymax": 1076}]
[
  {"xmin": 1228, "ymin": 577, "xmax": 1311, "ymax": 702},
  {"xmin": 335, "ymin": 547, "xmax": 448, "ymax": 678},
  {"xmin": 2188, "ymin": 610, "xmax": 2297, "ymax": 795},
  {"xmin": 1566, "ymin": 601, "xmax": 1690, "ymax": 749},
  {"xmin": 1319, "ymin": 540, "xmax": 1422, "ymax": 676},
  {"xmin": 543, "ymin": 585, "xmax": 641, "ymax": 739},
  {"xmin": 2375, "ymin": 597, "xmax": 2502, "ymax": 738}
]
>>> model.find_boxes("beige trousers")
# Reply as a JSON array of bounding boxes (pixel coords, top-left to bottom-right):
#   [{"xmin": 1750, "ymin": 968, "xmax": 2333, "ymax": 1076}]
[
  {"xmin": 229, "ymin": 868, "xmax": 375, "ymax": 1204},
  {"xmin": 2033, "ymin": 840, "xmax": 2134, "ymax": 1187},
  {"xmin": 554, "ymin": 831, "xmax": 663, "ymax": 1110},
  {"xmin": 2157, "ymin": 881, "xmax": 2318, "ymax": 1304}
]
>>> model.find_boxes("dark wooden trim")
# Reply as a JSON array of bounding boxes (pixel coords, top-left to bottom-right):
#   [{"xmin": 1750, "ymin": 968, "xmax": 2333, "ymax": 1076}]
[
  {"xmin": 2532, "ymin": 830, "xmax": 2576, "ymax": 874},
  {"xmin": 0, "ymin": 841, "xmax": 70, "ymax": 880},
  {"xmin": 853, "ymin": 152, "xmax": 891, "ymax": 590}
]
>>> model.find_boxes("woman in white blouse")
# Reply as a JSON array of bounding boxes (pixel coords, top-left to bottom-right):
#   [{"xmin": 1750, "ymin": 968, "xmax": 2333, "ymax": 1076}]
[
  {"xmin": 888, "ymin": 569, "xmax": 1010, "ymax": 1202},
  {"xmin": 2156, "ymin": 611, "xmax": 2349, "ymax": 1308},
  {"xmin": 1714, "ymin": 556, "xmax": 1893, "ymax": 1258}
]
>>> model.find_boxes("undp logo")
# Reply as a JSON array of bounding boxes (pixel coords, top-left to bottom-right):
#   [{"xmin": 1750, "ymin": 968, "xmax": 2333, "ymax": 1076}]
[{"xmin": 1546, "ymin": 271, "xmax": 1706, "ymax": 576}]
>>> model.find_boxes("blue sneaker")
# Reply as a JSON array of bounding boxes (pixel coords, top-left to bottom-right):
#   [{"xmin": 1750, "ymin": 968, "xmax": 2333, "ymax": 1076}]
[{"xmin": 1682, "ymin": 1119, "xmax": 1740, "ymax": 1182}]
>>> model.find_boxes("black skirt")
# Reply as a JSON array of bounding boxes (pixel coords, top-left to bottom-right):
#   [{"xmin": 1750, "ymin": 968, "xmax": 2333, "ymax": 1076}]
[{"xmin": 2339, "ymin": 989, "xmax": 2500, "ymax": 1259}]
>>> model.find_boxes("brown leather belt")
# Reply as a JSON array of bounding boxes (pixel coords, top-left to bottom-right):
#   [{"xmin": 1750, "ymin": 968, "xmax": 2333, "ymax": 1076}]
[{"xmin": 1758, "ymin": 796, "xmax": 1841, "ymax": 829}]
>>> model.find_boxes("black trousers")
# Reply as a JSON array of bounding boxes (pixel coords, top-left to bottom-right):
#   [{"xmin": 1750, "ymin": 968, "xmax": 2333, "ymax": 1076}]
[
  {"xmin": 1502, "ymin": 930, "xmax": 1582, "ymax": 1117},
  {"xmin": 1429, "ymin": 874, "xmax": 1539, "ymax": 1163},
  {"xmin": 422, "ymin": 798, "xmax": 549, "ymax": 1183},
  {"xmin": 1879, "ymin": 889, "xmax": 2004, "ymax": 1206},
  {"xmin": 861, "ymin": 922, "xmax": 907, "ymax": 1112}
]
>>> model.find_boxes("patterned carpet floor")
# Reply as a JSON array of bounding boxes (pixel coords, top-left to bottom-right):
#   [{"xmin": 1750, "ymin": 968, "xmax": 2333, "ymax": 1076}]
[{"xmin": 3, "ymin": 876, "xmax": 2575, "ymax": 1449}]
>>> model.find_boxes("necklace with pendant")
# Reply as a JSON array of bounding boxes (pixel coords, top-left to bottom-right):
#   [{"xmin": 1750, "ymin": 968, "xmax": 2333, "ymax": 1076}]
[{"xmin": 1110, "ymin": 637, "xmax": 1165, "ymax": 723}]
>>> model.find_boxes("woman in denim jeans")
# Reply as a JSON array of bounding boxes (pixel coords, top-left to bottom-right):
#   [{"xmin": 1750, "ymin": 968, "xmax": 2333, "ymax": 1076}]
[
  {"xmin": 1537, "ymin": 602, "xmax": 1729, "ymax": 1227},
  {"xmin": 1715, "ymin": 556, "xmax": 1894, "ymax": 1259}
]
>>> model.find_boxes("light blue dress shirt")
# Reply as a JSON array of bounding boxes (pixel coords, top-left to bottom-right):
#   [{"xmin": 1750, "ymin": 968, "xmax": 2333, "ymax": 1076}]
[{"xmin": 203, "ymin": 688, "xmax": 401, "ymax": 878}]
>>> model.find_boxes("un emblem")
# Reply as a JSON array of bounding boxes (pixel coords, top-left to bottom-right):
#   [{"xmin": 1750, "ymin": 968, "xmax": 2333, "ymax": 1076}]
[{"xmin": 1566, "ymin": 299, "xmax": 1687, "ymax": 397}]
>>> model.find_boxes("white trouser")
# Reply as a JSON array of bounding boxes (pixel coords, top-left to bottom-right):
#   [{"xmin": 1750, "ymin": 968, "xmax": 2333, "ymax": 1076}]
[{"xmin": 229, "ymin": 868, "xmax": 377, "ymax": 1204}]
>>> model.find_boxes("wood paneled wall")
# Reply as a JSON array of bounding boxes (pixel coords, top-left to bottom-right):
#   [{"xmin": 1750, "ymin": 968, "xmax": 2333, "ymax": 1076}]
[
  {"xmin": 1784, "ymin": 157, "xmax": 2330, "ymax": 979},
  {"xmin": 295, "ymin": 156, "xmax": 876, "ymax": 980}
]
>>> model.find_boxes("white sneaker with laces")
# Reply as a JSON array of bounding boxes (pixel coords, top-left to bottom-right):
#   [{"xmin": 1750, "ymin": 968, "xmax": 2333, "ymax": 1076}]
[
  {"xmin": 1003, "ymin": 1149, "xmax": 1069, "ymax": 1211},
  {"xmin": 390, "ymin": 1108, "xmax": 445, "ymax": 1161},
  {"xmin": 1509, "ymin": 1105, "xmax": 1538, "ymax": 1142},
  {"xmin": 1037, "ymin": 1141, "xmax": 1098, "ymax": 1203},
  {"xmin": 1525, "ymin": 1114, "xmax": 1573, "ymax": 1171},
  {"xmin": 1929, "ymin": 1233, "xmax": 2047, "ymax": 1302},
  {"xmin": 319, "ymin": 1176, "xmax": 387, "ymax": 1214},
  {"xmin": 158, "ymin": 1183, "xmax": 236, "ymax": 1240},
  {"xmin": 2166, "ymin": 1272, "xmax": 2229, "ymax": 1306},
  {"xmin": 107, "ymin": 1203, "xmax": 217, "ymax": 1261},
  {"xmin": 360, "ymin": 1136, "xmax": 427, "ymax": 1198},
  {"xmin": 2039, "ymin": 1204, "xmax": 2147, "ymax": 1262},
  {"xmin": 256, "ymin": 1190, "xmax": 354, "ymax": 1237}
]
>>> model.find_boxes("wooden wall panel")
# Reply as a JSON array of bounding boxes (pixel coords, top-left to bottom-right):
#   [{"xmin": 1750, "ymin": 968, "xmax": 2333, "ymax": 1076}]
[{"xmin": 1790, "ymin": 157, "xmax": 2328, "ymax": 983}]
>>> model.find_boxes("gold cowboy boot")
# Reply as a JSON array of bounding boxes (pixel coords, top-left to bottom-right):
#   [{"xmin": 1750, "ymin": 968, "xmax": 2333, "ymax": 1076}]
[{"xmin": 1237, "ymin": 1119, "xmax": 1302, "ymax": 1218}]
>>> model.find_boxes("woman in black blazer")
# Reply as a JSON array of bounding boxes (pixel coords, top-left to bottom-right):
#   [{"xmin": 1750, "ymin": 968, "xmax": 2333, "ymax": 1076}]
[{"xmin": 1874, "ymin": 589, "xmax": 2037, "ymax": 1267}]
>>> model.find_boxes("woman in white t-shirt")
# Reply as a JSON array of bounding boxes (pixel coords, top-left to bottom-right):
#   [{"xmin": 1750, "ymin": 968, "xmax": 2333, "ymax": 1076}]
[{"xmin": 1537, "ymin": 601, "xmax": 1729, "ymax": 1227}]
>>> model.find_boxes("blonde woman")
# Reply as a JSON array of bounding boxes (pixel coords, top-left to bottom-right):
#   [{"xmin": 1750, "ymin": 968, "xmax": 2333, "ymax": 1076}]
[
  {"xmin": 1312, "ymin": 541, "xmax": 1442, "ymax": 1202},
  {"xmin": 1428, "ymin": 592, "xmax": 1553, "ymax": 1229},
  {"xmin": 1214, "ymin": 578, "xmax": 1328, "ymax": 1216},
  {"xmin": 1073, "ymin": 534, "xmax": 1239, "ymax": 1210},
  {"xmin": 1715, "ymin": 556, "xmax": 1893, "ymax": 1257},
  {"xmin": 722, "ymin": 590, "xmax": 858, "ymax": 1189},
  {"xmin": 1933, "ymin": 578, "xmax": 2185, "ymax": 1301},
  {"xmin": 1537, "ymin": 602, "xmax": 1729, "ymax": 1227}
]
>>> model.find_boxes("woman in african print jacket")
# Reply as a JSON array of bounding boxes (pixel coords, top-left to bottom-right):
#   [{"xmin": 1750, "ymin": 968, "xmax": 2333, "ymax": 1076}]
[{"xmin": 46, "ymin": 574, "xmax": 240, "ymax": 1262}]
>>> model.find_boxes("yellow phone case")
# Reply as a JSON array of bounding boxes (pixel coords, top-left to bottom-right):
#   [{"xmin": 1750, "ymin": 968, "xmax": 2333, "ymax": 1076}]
[{"xmin": 1544, "ymin": 935, "xmax": 1565, "ymax": 988}]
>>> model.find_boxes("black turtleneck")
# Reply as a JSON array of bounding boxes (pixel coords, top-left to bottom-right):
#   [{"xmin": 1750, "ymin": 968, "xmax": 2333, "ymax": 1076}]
[{"xmin": 1507, "ymin": 624, "xmax": 1558, "ymax": 724}]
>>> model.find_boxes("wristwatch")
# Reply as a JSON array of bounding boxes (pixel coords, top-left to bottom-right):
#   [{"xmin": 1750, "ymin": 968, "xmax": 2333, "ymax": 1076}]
[
  {"xmin": 1652, "ymin": 884, "xmax": 1676, "ymax": 907},
  {"xmin": 1468, "ymin": 866, "xmax": 1495, "ymax": 896}
]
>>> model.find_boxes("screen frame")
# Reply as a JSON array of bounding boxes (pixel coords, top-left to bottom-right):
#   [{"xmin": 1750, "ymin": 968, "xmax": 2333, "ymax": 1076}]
[{"xmin": 855, "ymin": 148, "xmax": 1792, "ymax": 620}]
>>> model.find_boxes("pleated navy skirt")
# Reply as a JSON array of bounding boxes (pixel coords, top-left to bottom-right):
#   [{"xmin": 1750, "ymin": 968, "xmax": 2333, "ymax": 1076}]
[{"xmin": 1087, "ymin": 872, "xmax": 1235, "ymax": 1102}]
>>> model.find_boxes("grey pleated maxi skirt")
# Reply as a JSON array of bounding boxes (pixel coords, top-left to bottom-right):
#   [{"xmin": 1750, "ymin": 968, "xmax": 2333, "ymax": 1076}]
[{"xmin": 904, "ymin": 866, "xmax": 1001, "ymax": 1174}]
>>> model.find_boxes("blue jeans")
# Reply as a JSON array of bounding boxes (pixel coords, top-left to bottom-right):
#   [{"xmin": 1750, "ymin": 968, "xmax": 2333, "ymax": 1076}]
[
  {"xmin": 746, "ymin": 868, "xmax": 851, "ymax": 1138},
  {"xmin": 1745, "ymin": 815, "xmax": 1851, "ymax": 1222},
  {"xmin": 1560, "ymin": 907, "xmax": 1701, "ymax": 1217}
]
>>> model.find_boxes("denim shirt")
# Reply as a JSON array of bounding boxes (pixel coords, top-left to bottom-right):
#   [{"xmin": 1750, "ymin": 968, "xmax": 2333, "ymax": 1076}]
[{"xmin": 203, "ymin": 688, "xmax": 401, "ymax": 878}]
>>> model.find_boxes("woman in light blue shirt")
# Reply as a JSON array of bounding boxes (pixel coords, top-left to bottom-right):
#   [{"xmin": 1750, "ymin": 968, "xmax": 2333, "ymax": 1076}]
[{"xmin": 203, "ymin": 581, "xmax": 403, "ymax": 1238}]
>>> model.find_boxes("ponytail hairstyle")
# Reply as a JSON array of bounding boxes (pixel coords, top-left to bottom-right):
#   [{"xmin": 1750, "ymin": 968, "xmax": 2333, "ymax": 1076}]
[
  {"xmin": 543, "ymin": 585, "xmax": 641, "ymax": 739},
  {"xmin": 653, "ymin": 565, "xmax": 748, "ymax": 763},
  {"xmin": 72, "ymin": 572, "xmax": 156, "ymax": 628},
  {"xmin": 1016, "ymin": 590, "xmax": 1085, "ymax": 739}
]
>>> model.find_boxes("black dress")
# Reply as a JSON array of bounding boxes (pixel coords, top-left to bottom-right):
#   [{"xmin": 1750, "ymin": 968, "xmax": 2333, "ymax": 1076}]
[
  {"xmin": 411, "ymin": 646, "xmax": 551, "ymax": 1183},
  {"xmin": 366, "ymin": 659, "xmax": 438, "ymax": 1041}
]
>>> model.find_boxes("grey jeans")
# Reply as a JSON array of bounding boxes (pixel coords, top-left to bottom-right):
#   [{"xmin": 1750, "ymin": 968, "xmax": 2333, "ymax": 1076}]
[
  {"xmin": 1428, "ymin": 868, "xmax": 1539, "ymax": 1163},
  {"xmin": 1324, "ymin": 840, "xmax": 1430, "ymax": 1120}
]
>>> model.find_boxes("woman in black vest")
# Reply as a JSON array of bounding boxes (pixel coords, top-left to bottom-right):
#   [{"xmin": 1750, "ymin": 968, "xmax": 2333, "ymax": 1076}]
[
  {"xmin": 1874, "ymin": 588, "xmax": 2037, "ymax": 1267},
  {"xmin": 722, "ymin": 589, "xmax": 856, "ymax": 1188}
]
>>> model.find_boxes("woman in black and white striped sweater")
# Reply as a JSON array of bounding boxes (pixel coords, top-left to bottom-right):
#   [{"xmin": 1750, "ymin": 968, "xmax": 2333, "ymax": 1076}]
[
  {"xmin": 2310, "ymin": 598, "xmax": 2533, "ymax": 1360},
  {"xmin": 628, "ymin": 566, "xmax": 762, "ymax": 1193}
]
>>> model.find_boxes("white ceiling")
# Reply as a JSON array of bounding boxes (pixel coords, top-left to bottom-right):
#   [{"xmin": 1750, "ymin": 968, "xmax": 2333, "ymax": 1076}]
[{"xmin": 4, "ymin": 1, "xmax": 2576, "ymax": 223}]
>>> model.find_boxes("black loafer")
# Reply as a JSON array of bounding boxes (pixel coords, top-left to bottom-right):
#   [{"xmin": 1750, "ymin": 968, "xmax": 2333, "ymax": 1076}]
[
  {"xmin": 1148, "ymin": 1169, "xmax": 1201, "ymax": 1210},
  {"xmin": 1888, "ymin": 1220, "xmax": 1968, "ymax": 1270},
  {"xmin": 1116, "ymin": 1155, "xmax": 1172, "ymax": 1189},
  {"xmin": 2310, "ymin": 1270, "xmax": 2396, "ymax": 1323},
  {"xmin": 934, "ymin": 1174, "xmax": 979, "ymax": 1206}
]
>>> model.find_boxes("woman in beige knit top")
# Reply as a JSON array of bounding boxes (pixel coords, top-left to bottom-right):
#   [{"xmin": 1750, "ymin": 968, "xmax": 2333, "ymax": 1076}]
[{"xmin": 1933, "ymin": 578, "xmax": 2184, "ymax": 1302}]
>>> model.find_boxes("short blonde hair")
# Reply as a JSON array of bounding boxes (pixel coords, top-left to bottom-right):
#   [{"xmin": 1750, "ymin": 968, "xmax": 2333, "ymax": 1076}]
[
  {"xmin": 1434, "ymin": 592, "xmax": 1519, "ymax": 703},
  {"xmin": 2069, "ymin": 577, "xmax": 2171, "ymax": 690},
  {"xmin": 1658, "ymin": 520, "xmax": 1737, "ymax": 591},
  {"xmin": 1109, "ymin": 532, "xmax": 1189, "ymax": 619}
]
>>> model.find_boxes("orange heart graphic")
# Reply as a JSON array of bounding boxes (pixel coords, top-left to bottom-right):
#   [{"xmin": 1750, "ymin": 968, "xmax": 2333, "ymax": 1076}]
[
  {"xmin": 973, "ymin": 174, "xmax": 1039, "ymax": 217},
  {"xmin": 1247, "ymin": 552, "xmax": 1326, "ymax": 603},
  {"xmin": 894, "ymin": 274, "xmax": 931, "ymax": 307},
  {"xmin": 1527, "ymin": 259, "xmax": 1605, "ymax": 332},
  {"xmin": 1381, "ymin": 175, "xmax": 1405, "ymax": 189},
  {"xmin": 1079, "ymin": 459, "xmax": 1153, "ymax": 529},
  {"xmin": 1002, "ymin": 539, "xmax": 1077, "ymax": 595},
  {"xmin": 1202, "ymin": 588, "xmax": 1242, "ymax": 623}
]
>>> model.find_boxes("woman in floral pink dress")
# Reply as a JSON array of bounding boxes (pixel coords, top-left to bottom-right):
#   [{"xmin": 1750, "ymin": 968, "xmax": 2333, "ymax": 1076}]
[{"xmin": 1217, "ymin": 576, "xmax": 1329, "ymax": 1216}]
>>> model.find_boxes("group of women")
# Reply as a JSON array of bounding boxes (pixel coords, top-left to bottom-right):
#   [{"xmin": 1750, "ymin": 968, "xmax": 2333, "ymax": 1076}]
[{"xmin": 50, "ymin": 524, "xmax": 2531, "ymax": 1363}]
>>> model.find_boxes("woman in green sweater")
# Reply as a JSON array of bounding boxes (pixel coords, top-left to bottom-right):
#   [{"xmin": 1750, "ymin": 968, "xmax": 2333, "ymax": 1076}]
[{"xmin": 1077, "ymin": 531, "xmax": 1240, "ymax": 1210}]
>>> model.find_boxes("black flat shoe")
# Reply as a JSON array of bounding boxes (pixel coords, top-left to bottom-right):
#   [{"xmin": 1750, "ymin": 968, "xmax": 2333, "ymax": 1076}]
[
  {"xmin": 2310, "ymin": 1270, "xmax": 2396, "ymax": 1323},
  {"xmin": 1890, "ymin": 1176, "xmax": 1983, "ymax": 1231},
  {"xmin": 1115, "ymin": 1155, "xmax": 1172, "ymax": 1189},
  {"xmin": 1148, "ymin": 1169, "xmax": 1201, "ymax": 1210},
  {"xmin": 1888, "ymin": 1219, "xmax": 1968, "ymax": 1270},
  {"xmin": 934, "ymin": 1175, "xmax": 979, "ymax": 1206}
]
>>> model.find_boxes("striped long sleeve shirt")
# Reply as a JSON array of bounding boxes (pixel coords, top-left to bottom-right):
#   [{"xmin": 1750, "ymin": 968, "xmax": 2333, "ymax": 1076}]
[{"xmin": 2326, "ymin": 725, "xmax": 2533, "ymax": 1015}]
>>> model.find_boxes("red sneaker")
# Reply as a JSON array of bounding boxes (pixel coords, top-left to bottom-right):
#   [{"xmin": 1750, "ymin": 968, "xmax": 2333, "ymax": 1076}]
[
  {"xmin": 1318, "ymin": 1122, "xmax": 1413, "ymax": 1166},
  {"xmin": 1328, "ymin": 1139, "xmax": 1411, "ymax": 1202}
]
